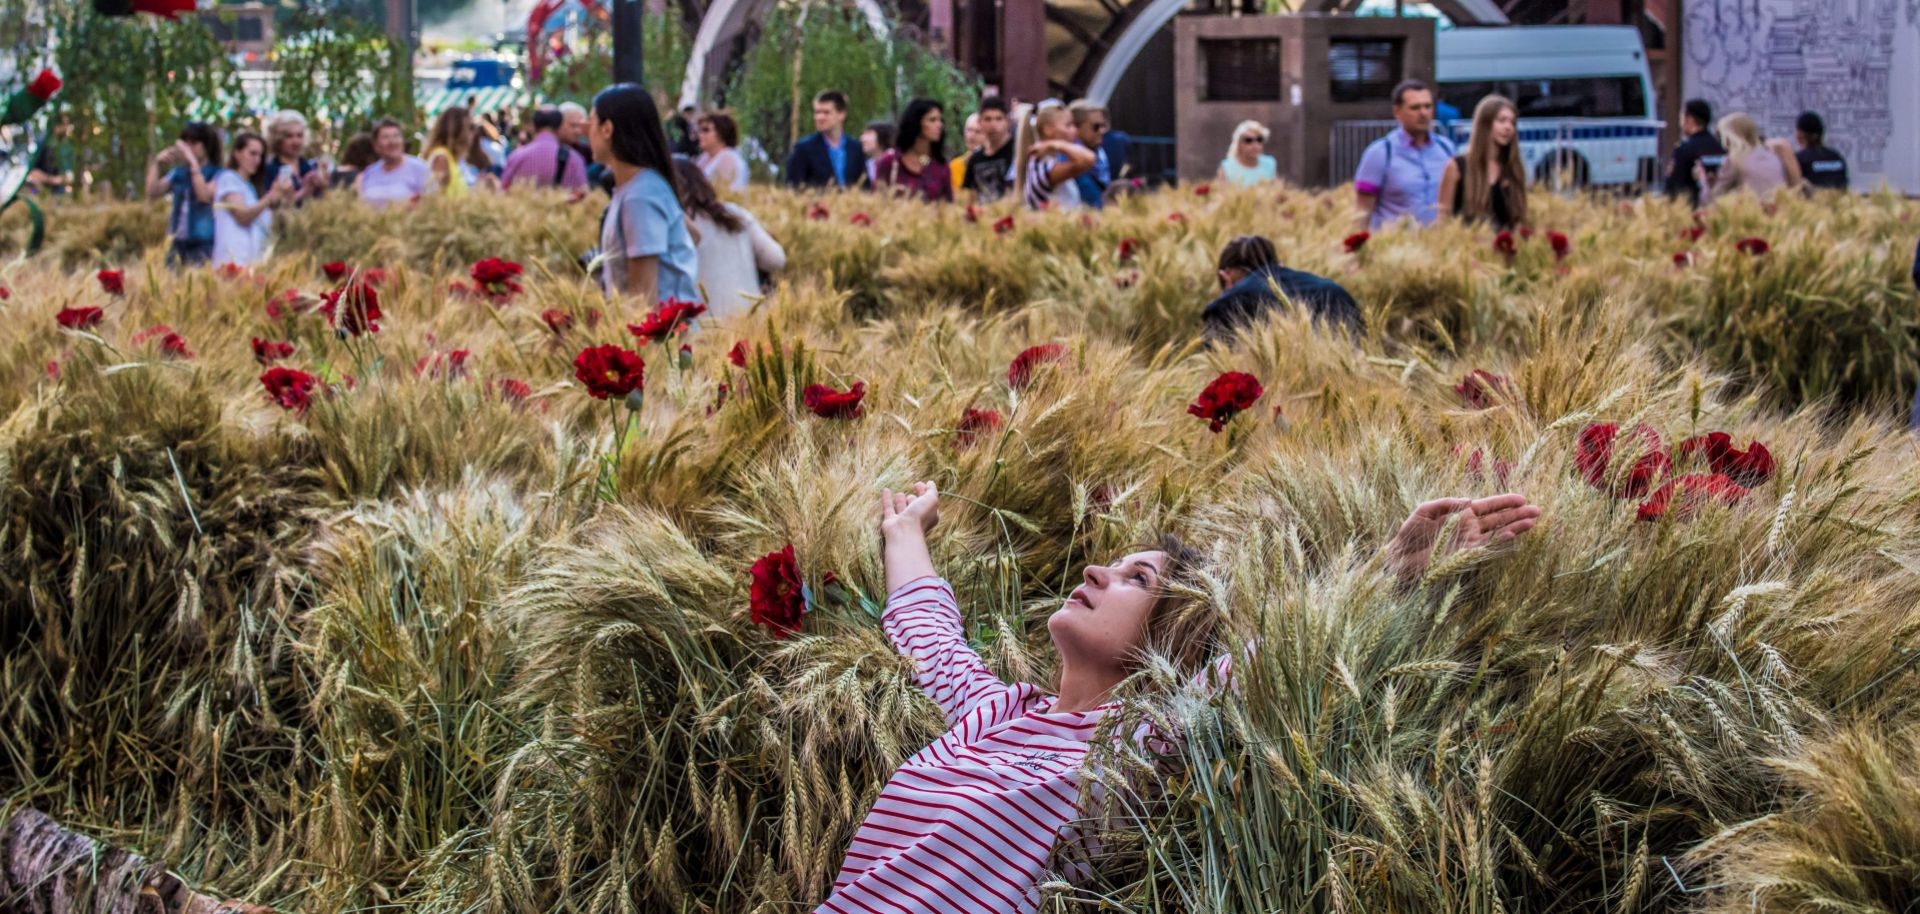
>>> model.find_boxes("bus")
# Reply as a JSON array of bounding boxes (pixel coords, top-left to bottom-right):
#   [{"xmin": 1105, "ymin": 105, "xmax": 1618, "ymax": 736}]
[{"xmin": 1434, "ymin": 25, "xmax": 1662, "ymax": 188}]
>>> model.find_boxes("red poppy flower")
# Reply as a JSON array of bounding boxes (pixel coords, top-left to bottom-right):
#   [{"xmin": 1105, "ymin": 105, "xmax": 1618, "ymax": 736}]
[
  {"xmin": 807, "ymin": 201, "xmax": 830, "ymax": 221},
  {"xmin": 470, "ymin": 257, "xmax": 524, "ymax": 299},
  {"xmin": 496, "ymin": 378, "xmax": 532, "ymax": 404},
  {"xmin": 1453, "ymin": 369, "xmax": 1511, "ymax": 410},
  {"xmin": 1575, "ymin": 422, "xmax": 1670, "ymax": 499},
  {"xmin": 0, "ymin": 287, "xmax": 9, "ymax": 299},
  {"xmin": 992, "ymin": 215, "xmax": 1016, "ymax": 235},
  {"xmin": 1188, "ymin": 371, "xmax": 1264, "ymax": 433},
  {"xmin": 1167, "ymin": 212, "xmax": 1186, "ymax": 224},
  {"xmin": 1680, "ymin": 225, "xmax": 1706, "ymax": 242},
  {"xmin": 1548, "ymin": 230, "xmax": 1570, "ymax": 261},
  {"xmin": 251, "ymin": 337, "xmax": 295, "ymax": 365},
  {"xmin": 56, "ymin": 305, "xmax": 103, "ymax": 330},
  {"xmin": 628, "ymin": 297, "xmax": 708, "ymax": 343},
  {"xmin": 850, "ymin": 212, "xmax": 873, "ymax": 227},
  {"xmin": 727, "ymin": 339, "xmax": 750, "ymax": 367},
  {"xmin": 1518, "ymin": 226, "xmax": 1535, "ymax": 241},
  {"xmin": 1492, "ymin": 231, "xmax": 1517, "ymax": 259},
  {"xmin": 1007, "ymin": 343, "xmax": 1067, "ymax": 390},
  {"xmin": 955, "ymin": 406, "xmax": 1004, "ymax": 448},
  {"xmin": 321, "ymin": 279, "xmax": 382, "ymax": 336},
  {"xmin": 1675, "ymin": 432, "xmax": 1775, "ymax": 487},
  {"xmin": 541, "ymin": 308, "xmax": 573, "ymax": 334},
  {"xmin": 707, "ymin": 382, "xmax": 731, "ymax": 416},
  {"xmin": 802, "ymin": 380, "xmax": 866, "ymax": 419},
  {"xmin": 260, "ymin": 366, "xmax": 317, "ymax": 414},
  {"xmin": 96, "ymin": 270, "xmax": 124, "ymax": 296},
  {"xmin": 321, "ymin": 261, "xmax": 350, "ymax": 281},
  {"xmin": 748, "ymin": 544, "xmax": 806, "ymax": 638},
  {"xmin": 1637, "ymin": 473, "xmax": 1750, "ymax": 522},
  {"xmin": 1673, "ymin": 251, "xmax": 1694, "ymax": 269},
  {"xmin": 1342, "ymin": 231, "xmax": 1370, "ymax": 254},
  {"xmin": 1194, "ymin": 183, "xmax": 1212, "ymax": 196},
  {"xmin": 27, "ymin": 69, "xmax": 61, "ymax": 101},
  {"xmin": 572, "ymin": 344, "xmax": 646, "ymax": 400},
  {"xmin": 1462, "ymin": 447, "xmax": 1514, "ymax": 487},
  {"xmin": 1117, "ymin": 237, "xmax": 1140, "ymax": 262},
  {"xmin": 678, "ymin": 343, "xmax": 693, "ymax": 370},
  {"xmin": 415, "ymin": 349, "xmax": 470, "ymax": 380},
  {"xmin": 1735, "ymin": 237, "xmax": 1771, "ymax": 256},
  {"xmin": 964, "ymin": 204, "xmax": 982, "ymax": 223},
  {"xmin": 217, "ymin": 262, "xmax": 246, "ymax": 280}
]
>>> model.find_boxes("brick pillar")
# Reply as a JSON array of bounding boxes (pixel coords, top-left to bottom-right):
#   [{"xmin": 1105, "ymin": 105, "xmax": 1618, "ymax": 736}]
[{"xmin": 1000, "ymin": 0, "xmax": 1048, "ymax": 104}]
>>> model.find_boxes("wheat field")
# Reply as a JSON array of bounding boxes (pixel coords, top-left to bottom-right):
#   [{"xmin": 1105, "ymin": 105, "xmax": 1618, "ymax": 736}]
[{"xmin": 2, "ymin": 182, "xmax": 1918, "ymax": 914}]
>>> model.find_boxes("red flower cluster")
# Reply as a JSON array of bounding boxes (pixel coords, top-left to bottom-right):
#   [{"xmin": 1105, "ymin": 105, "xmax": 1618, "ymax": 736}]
[
  {"xmin": 1166, "ymin": 212, "xmax": 1187, "ymax": 224},
  {"xmin": 1680, "ymin": 225, "xmax": 1706, "ymax": 242},
  {"xmin": 1453, "ymin": 369, "xmax": 1511, "ymax": 410},
  {"xmin": 748, "ymin": 544, "xmax": 805, "ymax": 638},
  {"xmin": 252, "ymin": 337, "xmax": 295, "ymax": 365},
  {"xmin": 807, "ymin": 201, "xmax": 831, "ymax": 221},
  {"xmin": 1735, "ymin": 237, "xmax": 1771, "ymax": 256},
  {"xmin": 132, "ymin": 324, "xmax": 192, "ymax": 359},
  {"xmin": 1637, "ymin": 474, "xmax": 1749, "ymax": 522},
  {"xmin": 1007, "ymin": 343, "xmax": 1067, "ymax": 390},
  {"xmin": 1343, "ymin": 231, "xmax": 1370, "ymax": 254},
  {"xmin": 1548, "ymin": 230, "xmax": 1571, "ymax": 261},
  {"xmin": 322, "ymin": 261, "xmax": 350, "ymax": 281},
  {"xmin": 1117, "ymin": 237, "xmax": 1140, "ymax": 262},
  {"xmin": 56, "ymin": 305, "xmax": 103, "ymax": 330},
  {"xmin": 27, "ymin": 69, "xmax": 61, "ymax": 101},
  {"xmin": 850, "ymin": 212, "xmax": 873, "ymax": 227},
  {"xmin": 1493, "ymin": 231, "xmax": 1517, "ymax": 259},
  {"xmin": 803, "ymin": 380, "xmax": 866, "ymax": 419},
  {"xmin": 1188, "ymin": 371, "xmax": 1264, "ymax": 433},
  {"xmin": 964, "ymin": 204, "xmax": 982, "ymax": 223},
  {"xmin": 470, "ymin": 258, "xmax": 524, "ymax": 299},
  {"xmin": 728, "ymin": 339, "xmax": 750, "ymax": 367},
  {"xmin": 321, "ymin": 279, "xmax": 383, "ymax": 336},
  {"xmin": 260, "ymin": 366, "xmax": 317, "ymax": 414},
  {"xmin": 541, "ymin": 308, "xmax": 573, "ymax": 334},
  {"xmin": 955, "ymin": 407, "xmax": 1004, "ymax": 449},
  {"xmin": 992, "ymin": 215, "xmax": 1016, "ymax": 235},
  {"xmin": 1193, "ymin": 183, "xmax": 1212, "ymax": 197},
  {"xmin": 97, "ymin": 270, "xmax": 124, "ymax": 296},
  {"xmin": 628, "ymin": 298, "xmax": 708, "ymax": 343},
  {"xmin": 1673, "ymin": 251, "xmax": 1695, "ymax": 269},
  {"xmin": 496, "ymin": 378, "xmax": 532, "ymax": 405},
  {"xmin": 573, "ymin": 345, "xmax": 646, "ymax": 400},
  {"xmin": 1575, "ymin": 423, "xmax": 1669, "ymax": 498},
  {"xmin": 1675, "ymin": 431, "xmax": 1775, "ymax": 487}
]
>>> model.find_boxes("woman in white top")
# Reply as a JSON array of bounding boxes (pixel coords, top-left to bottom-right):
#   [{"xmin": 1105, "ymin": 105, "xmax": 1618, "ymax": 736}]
[
  {"xmin": 694, "ymin": 110, "xmax": 750, "ymax": 192},
  {"xmin": 672, "ymin": 159, "xmax": 785, "ymax": 317},
  {"xmin": 213, "ymin": 131, "xmax": 291, "ymax": 267},
  {"xmin": 1011, "ymin": 101, "xmax": 1096, "ymax": 211},
  {"xmin": 1217, "ymin": 120, "xmax": 1278, "ymax": 187}
]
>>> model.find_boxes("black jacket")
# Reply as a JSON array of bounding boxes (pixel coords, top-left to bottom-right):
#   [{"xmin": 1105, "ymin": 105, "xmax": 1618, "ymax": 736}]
[
  {"xmin": 784, "ymin": 132, "xmax": 867, "ymax": 189},
  {"xmin": 1796, "ymin": 145, "xmax": 1850, "ymax": 191},
  {"xmin": 1202, "ymin": 265, "xmax": 1364, "ymax": 344},
  {"xmin": 1664, "ymin": 131, "xmax": 1727, "ymax": 208}
]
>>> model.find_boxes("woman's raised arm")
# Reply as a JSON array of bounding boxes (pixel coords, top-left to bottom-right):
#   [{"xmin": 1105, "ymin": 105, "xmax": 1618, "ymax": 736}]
[{"xmin": 879, "ymin": 483, "xmax": 1008, "ymax": 724}]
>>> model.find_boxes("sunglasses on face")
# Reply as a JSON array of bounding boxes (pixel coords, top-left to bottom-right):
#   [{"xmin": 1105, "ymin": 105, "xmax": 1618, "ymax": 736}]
[{"xmin": 1241, "ymin": 136, "xmax": 1264, "ymax": 145}]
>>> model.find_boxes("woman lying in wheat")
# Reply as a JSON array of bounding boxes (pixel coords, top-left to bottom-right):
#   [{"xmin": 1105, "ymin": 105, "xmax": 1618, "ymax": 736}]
[{"xmin": 817, "ymin": 481, "xmax": 1542, "ymax": 914}]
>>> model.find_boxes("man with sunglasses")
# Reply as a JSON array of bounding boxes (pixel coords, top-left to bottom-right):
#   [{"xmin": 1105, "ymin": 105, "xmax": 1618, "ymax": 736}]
[{"xmin": 1069, "ymin": 99, "xmax": 1112, "ymax": 208}]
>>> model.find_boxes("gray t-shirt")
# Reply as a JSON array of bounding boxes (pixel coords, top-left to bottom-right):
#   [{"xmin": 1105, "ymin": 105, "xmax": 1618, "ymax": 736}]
[{"xmin": 600, "ymin": 167, "xmax": 701, "ymax": 303}]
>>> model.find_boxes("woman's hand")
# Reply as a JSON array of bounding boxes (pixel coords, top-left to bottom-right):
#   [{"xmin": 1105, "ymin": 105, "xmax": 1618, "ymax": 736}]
[
  {"xmin": 881, "ymin": 482, "xmax": 940, "ymax": 541},
  {"xmin": 1384, "ymin": 493, "xmax": 1541, "ymax": 582}
]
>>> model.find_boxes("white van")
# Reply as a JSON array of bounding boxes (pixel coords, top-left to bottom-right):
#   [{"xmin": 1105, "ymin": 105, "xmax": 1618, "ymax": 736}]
[{"xmin": 1434, "ymin": 25, "xmax": 1662, "ymax": 187}]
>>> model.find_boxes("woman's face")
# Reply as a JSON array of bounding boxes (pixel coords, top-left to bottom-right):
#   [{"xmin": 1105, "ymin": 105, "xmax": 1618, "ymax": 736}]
[
  {"xmin": 1047, "ymin": 550, "xmax": 1169, "ymax": 675},
  {"xmin": 1237, "ymin": 130, "xmax": 1265, "ymax": 161},
  {"xmin": 697, "ymin": 120, "xmax": 723, "ymax": 153},
  {"xmin": 921, "ymin": 108, "xmax": 944, "ymax": 143},
  {"xmin": 277, "ymin": 124, "xmax": 306, "ymax": 159},
  {"xmin": 859, "ymin": 130, "xmax": 880, "ymax": 156},
  {"xmin": 374, "ymin": 126, "xmax": 404, "ymax": 162},
  {"xmin": 1041, "ymin": 113, "xmax": 1073, "ymax": 142},
  {"xmin": 234, "ymin": 138, "xmax": 263, "ymax": 176},
  {"xmin": 1490, "ymin": 107, "xmax": 1517, "ymax": 146}
]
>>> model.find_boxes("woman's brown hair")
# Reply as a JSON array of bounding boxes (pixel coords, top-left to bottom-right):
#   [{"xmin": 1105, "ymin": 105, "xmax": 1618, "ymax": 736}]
[
  {"xmin": 698, "ymin": 110, "xmax": 739, "ymax": 148},
  {"xmin": 427, "ymin": 106, "xmax": 475, "ymax": 157},
  {"xmin": 1137, "ymin": 533, "xmax": 1219, "ymax": 682},
  {"xmin": 670, "ymin": 159, "xmax": 744, "ymax": 234},
  {"xmin": 1462, "ymin": 95, "xmax": 1528, "ymax": 227}
]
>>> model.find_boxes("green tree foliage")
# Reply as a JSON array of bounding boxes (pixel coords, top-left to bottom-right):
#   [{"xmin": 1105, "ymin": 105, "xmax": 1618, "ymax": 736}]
[
  {"xmin": 533, "ymin": 3, "xmax": 692, "ymax": 108},
  {"xmin": 723, "ymin": 3, "xmax": 981, "ymax": 170},
  {"xmin": 269, "ymin": 9, "xmax": 410, "ymax": 129}
]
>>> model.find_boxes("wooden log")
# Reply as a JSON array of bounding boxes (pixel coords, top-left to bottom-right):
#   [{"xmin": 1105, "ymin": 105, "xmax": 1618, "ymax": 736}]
[{"xmin": 0, "ymin": 808, "xmax": 272, "ymax": 914}]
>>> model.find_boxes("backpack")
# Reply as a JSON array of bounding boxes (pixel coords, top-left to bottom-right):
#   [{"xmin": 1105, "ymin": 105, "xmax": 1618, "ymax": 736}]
[{"xmin": 553, "ymin": 143, "xmax": 571, "ymax": 187}]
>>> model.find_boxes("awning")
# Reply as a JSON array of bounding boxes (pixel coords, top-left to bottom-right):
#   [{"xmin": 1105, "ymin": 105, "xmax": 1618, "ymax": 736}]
[{"xmin": 417, "ymin": 85, "xmax": 530, "ymax": 117}]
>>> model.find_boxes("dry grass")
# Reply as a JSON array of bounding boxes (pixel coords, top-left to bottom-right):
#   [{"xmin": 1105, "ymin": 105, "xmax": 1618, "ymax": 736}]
[{"xmin": 1, "ymin": 182, "xmax": 1918, "ymax": 913}]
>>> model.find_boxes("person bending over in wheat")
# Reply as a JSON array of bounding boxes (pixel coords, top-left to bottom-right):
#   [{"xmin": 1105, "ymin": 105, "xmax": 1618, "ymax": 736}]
[{"xmin": 814, "ymin": 481, "xmax": 1542, "ymax": 914}]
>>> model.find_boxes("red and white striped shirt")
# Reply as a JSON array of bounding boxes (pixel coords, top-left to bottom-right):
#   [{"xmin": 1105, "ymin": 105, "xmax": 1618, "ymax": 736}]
[{"xmin": 817, "ymin": 576, "xmax": 1101, "ymax": 914}]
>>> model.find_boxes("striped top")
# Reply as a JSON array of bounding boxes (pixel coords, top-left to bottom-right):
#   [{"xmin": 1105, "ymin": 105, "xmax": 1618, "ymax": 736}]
[
  {"xmin": 1022, "ymin": 156, "xmax": 1082, "ymax": 212},
  {"xmin": 817, "ymin": 576, "xmax": 1103, "ymax": 914}
]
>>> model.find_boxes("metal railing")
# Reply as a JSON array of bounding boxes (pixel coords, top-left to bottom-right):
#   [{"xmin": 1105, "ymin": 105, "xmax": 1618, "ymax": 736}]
[{"xmin": 1329, "ymin": 118, "xmax": 1665, "ymax": 193}]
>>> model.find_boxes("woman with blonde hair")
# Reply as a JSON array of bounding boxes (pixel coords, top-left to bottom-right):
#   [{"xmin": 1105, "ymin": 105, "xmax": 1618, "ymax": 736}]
[
  {"xmin": 425, "ymin": 106, "xmax": 485, "ymax": 197},
  {"xmin": 1438, "ymin": 95, "xmax": 1527, "ymax": 229},
  {"xmin": 1216, "ymin": 120, "xmax": 1277, "ymax": 187},
  {"xmin": 1700, "ymin": 112, "xmax": 1801, "ymax": 206},
  {"xmin": 262, "ymin": 109, "xmax": 329, "ymax": 204},
  {"xmin": 1012, "ymin": 100, "xmax": 1096, "ymax": 210}
]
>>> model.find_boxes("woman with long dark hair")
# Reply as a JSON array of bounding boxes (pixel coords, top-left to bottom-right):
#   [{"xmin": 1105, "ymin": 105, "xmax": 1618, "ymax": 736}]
[
  {"xmin": 212, "ymin": 131, "xmax": 291, "ymax": 267},
  {"xmin": 143, "ymin": 122, "xmax": 222, "ymax": 266},
  {"xmin": 1438, "ymin": 95, "xmax": 1527, "ymax": 229},
  {"xmin": 672, "ymin": 160, "xmax": 785, "ymax": 317},
  {"xmin": 588, "ymin": 83, "xmax": 701, "ymax": 307},
  {"xmin": 872, "ymin": 98, "xmax": 953, "ymax": 203}
]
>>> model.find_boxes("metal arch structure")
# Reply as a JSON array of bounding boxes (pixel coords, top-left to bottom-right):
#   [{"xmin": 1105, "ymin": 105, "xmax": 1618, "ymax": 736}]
[
  {"xmin": 679, "ymin": 0, "xmax": 892, "ymax": 109},
  {"xmin": 1084, "ymin": 0, "xmax": 1509, "ymax": 104}
]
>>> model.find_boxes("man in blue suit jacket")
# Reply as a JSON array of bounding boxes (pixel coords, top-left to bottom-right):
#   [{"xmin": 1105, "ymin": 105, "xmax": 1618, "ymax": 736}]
[{"xmin": 784, "ymin": 90, "xmax": 867, "ymax": 189}]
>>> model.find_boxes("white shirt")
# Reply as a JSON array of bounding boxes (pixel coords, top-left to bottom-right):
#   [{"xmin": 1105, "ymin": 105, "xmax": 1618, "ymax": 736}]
[
  {"xmin": 698, "ymin": 147, "xmax": 750, "ymax": 191},
  {"xmin": 690, "ymin": 203, "xmax": 786, "ymax": 317},
  {"xmin": 212, "ymin": 169, "xmax": 271, "ymax": 266}
]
